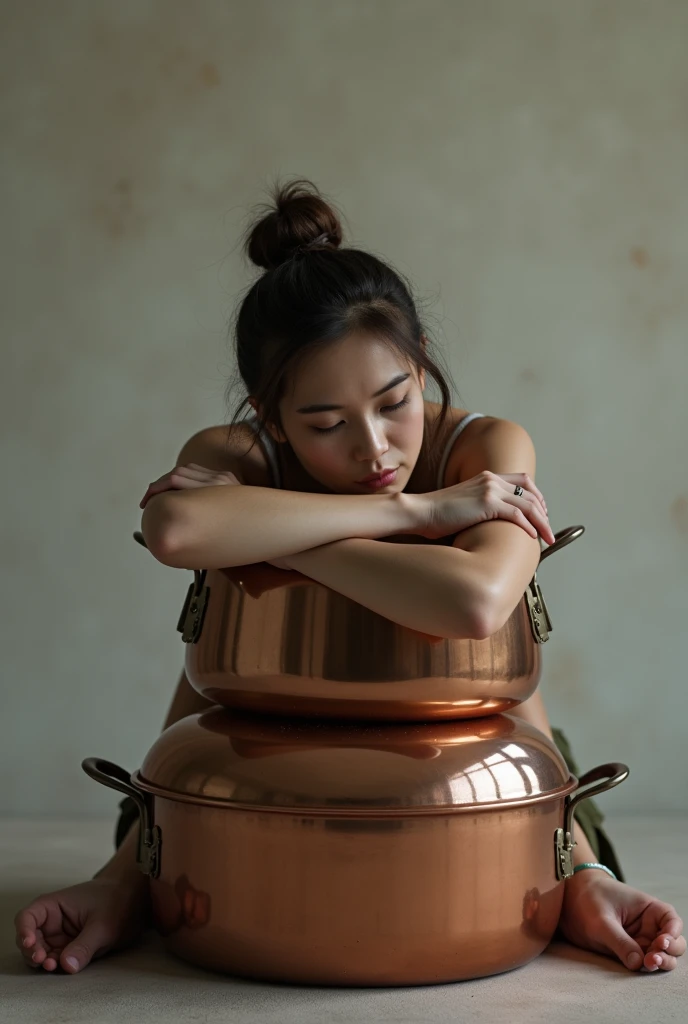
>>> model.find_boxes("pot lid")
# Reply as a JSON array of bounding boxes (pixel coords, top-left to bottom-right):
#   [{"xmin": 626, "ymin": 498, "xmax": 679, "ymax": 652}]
[{"xmin": 135, "ymin": 708, "xmax": 574, "ymax": 813}]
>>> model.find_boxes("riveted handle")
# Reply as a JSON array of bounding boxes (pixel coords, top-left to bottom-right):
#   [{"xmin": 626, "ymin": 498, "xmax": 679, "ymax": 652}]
[
  {"xmin": 538, "ymin": 525, "xmax": 585, "ymax": 566},
  {"xmin": 565, "ymin": 761, "xmax": 629, "ymax": 830},
  {"xmin": 81, "ymin": 757, "xmax": 161, "ymax": 878},
  {"xmin": 554, "ymin": 761, "xmax": 629, "ymax": 881}
]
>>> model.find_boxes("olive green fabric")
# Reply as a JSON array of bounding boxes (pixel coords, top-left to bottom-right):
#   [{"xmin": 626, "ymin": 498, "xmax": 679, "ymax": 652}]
[{"xmin": 114, "ymin": 726, "xmax": 624, "ymax": 884}]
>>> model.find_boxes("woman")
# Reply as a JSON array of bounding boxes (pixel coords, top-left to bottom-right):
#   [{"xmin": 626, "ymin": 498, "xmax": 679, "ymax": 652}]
[{"xmin": 15, "ymin": 178, "xmax": 684, "ymax": 976}]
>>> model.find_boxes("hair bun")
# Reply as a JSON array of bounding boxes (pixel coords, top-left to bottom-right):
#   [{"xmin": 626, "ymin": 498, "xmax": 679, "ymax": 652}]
[{"xmin": 243, "ymin": 177, "xmax": 343, "ymax": 271}]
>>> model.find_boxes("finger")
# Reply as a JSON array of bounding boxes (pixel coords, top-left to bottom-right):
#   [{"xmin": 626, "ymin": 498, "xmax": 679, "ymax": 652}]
[
  {"xmin": 139, "ymin": 468, "xmax": 212, "ymax": 509},
  {"xmin": 35, "ymin": 945, "xmax": 61, "ymax": 970},
  {"xmin": 658, "ymin": 912, "xmax": 684, "ymax": 939},
  {"xmin": 501, "ymin": 505, "xmax": 538, "ymax": 539},
  {"xmin": 648, "ymin": 930, "xmax": 686, "ymax": 958},
  {"xmin": 30, "ymin": 945, "xmax": 48, "ymax": 965},
  {"xmin": 643, "ymin": 912, "xmax": 684, "ymax": 953},
  {"xmin": 597, "ymin": 914, "xmax": 646, "ymax": 971},
  {"xmin": 512, "ymin": 497, "xmax": 555, "ymax": 544},
  {"xmin": 14, "ymin": 906, "xmax": 49, "ymax": 951},
  {"xmin": 14, "ymin": 932, "xmax": 41, "ymax": 968},
  {"xmin": 60, "ymin": 919, "xmax": 110, "ymax": 974},
  {"xmin": 500, "ymin": 474, "xmax": 548, "ymax": 515},
  {"xmin": 503, "ymin": 500, "xmax": 555, "ymax": 544},
  {"xmin": 643, "ymin": 949, "xmax": 678, "ymax": 972}
]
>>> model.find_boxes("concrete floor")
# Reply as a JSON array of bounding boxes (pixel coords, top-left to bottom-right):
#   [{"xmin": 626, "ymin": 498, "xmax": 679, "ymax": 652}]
[{"xmin": 1, "ymin": 815, "xmax": 685, "ymax": 1023}]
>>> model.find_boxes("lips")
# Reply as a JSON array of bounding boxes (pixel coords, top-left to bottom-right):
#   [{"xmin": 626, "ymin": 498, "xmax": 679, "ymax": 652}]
[
  {"xmin": 358, "ymin": 468, "xmax": 396, "ymax": 483},
  {"xmin": 357, "ymin": 468, "xmax": 398, "ymax": 488}
]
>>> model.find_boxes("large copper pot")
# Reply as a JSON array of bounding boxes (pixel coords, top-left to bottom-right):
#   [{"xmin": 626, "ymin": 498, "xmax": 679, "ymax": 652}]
[
  {"xmin": 163, "ymin": 525, "xmax": 584, "ymax": 721},
  {"xmin": 83, "ymin": 707, "xmax": 627, "ymax": 985}
]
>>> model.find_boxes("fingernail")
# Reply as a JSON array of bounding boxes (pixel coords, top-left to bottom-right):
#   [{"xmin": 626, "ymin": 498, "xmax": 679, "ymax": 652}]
[
  {"xmin": 65, "ymin": 956, "xmax": 79, "ymax": 971},
  {"xmin": 652, "ymin": 954, "xmax": 662, "ymax": 967},
  {"xmin": 627, "ymin": 952, "xmax": 642, "ymax": 969},
  {"xmin": 661, "ymin": 937, "xmax": 669, "ymax": 949}
]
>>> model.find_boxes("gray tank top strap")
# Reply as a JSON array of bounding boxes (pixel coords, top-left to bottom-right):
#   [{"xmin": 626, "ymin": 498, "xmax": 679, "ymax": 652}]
[
  {"xmin": 244, "ymin": 412, "xmax": 282, "ymax": 488},
  {"xmin": 435, "ymin": 412, "xmax": 487, "ymax": 489}
]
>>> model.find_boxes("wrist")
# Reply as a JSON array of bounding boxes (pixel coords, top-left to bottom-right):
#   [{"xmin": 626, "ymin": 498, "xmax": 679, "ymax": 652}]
[
  {"xmin": 389, "ymin": 490, "xmax": 427, "ymax": 535},
  {"xmin": 93, "ymin": 826, "xmax": 149, "ymax": 887},
  {"xmin": 571, "ymin": 862, "xmax": 617, "ymax": 883}
]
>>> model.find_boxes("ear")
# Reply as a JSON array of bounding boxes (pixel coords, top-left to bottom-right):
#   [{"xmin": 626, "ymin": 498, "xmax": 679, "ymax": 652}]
[
  {"xmin": 248, "ymin": 398, "xmax": 287, "ymax": 442},
  {"xmin": 265, "ymin": 421, "xmax": 288, "ymax": 443}
]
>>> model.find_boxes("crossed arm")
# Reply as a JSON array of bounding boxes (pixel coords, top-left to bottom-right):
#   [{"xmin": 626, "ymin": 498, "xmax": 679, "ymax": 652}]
[
  {"xmin": 275, "ymin": 419, "xmax": 545, "ymax": 639},
  {"xmin": 144, "ymin": 419, "xmax": 545, "ymax": 641}
]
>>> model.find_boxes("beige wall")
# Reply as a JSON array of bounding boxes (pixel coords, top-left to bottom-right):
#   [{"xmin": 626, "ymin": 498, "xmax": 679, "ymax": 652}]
[{"xmin": 2, "ymin": 0, "xmax": 686, "ymax": 817}]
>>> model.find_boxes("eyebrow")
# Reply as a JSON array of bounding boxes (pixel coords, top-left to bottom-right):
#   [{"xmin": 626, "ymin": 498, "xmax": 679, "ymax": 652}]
[{"xmin": 296, "ymin": 373, "xmax": 411, "ymax": 414}]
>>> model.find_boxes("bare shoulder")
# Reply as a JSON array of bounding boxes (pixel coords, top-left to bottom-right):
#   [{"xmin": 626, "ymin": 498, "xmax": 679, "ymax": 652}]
[
  {"xmin": 447, "ymin": 415, "xmax": 537, "ymax": 484},
  {"xmin": 175, "ymin": 422, "xmax": 272, "ymax": 486}
]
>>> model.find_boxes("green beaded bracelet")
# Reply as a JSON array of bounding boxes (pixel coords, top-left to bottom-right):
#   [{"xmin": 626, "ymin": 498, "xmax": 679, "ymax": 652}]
[{"xmin": 572, "ymin": 862, "xmax": 617, "ymax": 881}]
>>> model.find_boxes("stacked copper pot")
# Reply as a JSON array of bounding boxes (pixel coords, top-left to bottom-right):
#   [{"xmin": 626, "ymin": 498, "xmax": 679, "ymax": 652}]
[{"xmin": 83, "ymin": 525, "xmax": 628, "ymax": 985}]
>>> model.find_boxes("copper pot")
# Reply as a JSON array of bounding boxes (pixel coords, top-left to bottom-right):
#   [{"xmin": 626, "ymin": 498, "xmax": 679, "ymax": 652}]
[
  {"xmin": 156, "ymin": 525, "xmax": 584, "ymax": 721},
  {"xmin": 83, "ymin": 707, "xmax": 627, "ymax": 985}
]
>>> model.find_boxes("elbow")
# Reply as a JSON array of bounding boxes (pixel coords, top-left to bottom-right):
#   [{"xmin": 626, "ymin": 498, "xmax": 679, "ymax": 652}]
[
  {"xmin": 141, "ymin": 496, "xmax": 188, "ymax": 568},
  {"xmin": 470, "ymin": 609, "xmax": 501, "ymax": 642},
  {"xmin": 466, "ymin": 580, "xmax": 504, "ymax": 642},
  {"xmin": 469, "ymin": 582, "xmax": 514, "ymax": 641}
]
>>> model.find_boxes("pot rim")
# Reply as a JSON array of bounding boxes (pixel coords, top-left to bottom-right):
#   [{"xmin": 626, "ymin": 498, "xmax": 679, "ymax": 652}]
[{"xmin": 131, "ymin": 768, "xmax": 579, "ymax": 816}]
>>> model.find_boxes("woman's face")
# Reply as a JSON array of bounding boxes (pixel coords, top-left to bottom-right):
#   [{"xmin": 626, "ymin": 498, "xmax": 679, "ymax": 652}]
[{"xmin": 260, "ymin": 332, "xmax": 427, "ymax": 494}]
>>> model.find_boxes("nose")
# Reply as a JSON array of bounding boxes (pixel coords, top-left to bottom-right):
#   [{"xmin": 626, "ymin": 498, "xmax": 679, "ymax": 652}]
[{"xmin": 353, "ymin": 420, "xmax": 389, "ymax": 462}]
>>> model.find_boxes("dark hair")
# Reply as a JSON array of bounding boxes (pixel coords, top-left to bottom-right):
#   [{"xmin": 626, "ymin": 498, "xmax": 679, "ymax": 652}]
[{"xmin": 226, "ymin": 176, "xmax": 458, "ymax": 474}]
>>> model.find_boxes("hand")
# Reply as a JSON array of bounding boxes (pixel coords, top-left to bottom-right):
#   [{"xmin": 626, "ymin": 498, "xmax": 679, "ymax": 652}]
[
  {"xmin": 418, "ymin": 471, "xmax": 554, "ymax": 544},
  {"xmin": 14, "ymin": 876, "xmax": 148, "ymax": 974},
  {"xmin": 139, "ymin": 464, "xmax": 241, "ymax": 510},
  {"xmin": 558, "ymin": 869, "xmax": 686, "ymax": 972}
]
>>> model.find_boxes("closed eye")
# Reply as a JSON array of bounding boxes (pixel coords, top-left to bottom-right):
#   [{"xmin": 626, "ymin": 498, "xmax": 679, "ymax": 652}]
[{"xmin": 312, "ymin": 396, "xmax": 410, "ymax": 434}]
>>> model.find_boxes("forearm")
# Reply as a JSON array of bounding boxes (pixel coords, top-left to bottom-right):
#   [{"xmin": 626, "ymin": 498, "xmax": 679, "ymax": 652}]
[
  {"xmin": 142, "ymin": 486, "xmax": 421, "ymax": 569},
  {"xmin": 283, "ymin": 537, "xmax": 489, "ymax": 640}
]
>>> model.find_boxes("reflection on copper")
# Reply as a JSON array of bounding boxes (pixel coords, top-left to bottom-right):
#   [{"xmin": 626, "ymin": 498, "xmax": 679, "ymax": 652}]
[
  {"xmin": 175, "ymin": 874, "xmax": 211, "ymax": 929},
  {"xmin": 135, "ymin": 707, "xmax": 572, "ymax": 813},
  {"xmin": 87, "ymin": 709, "xmax": 627, "ymax": 984},
  {"xmin": 520, "ymin": 883, "xmax": 564, "ymax": 944},
  {"xmin": 114, "ymin": 526, "xmax": 612, "ymax": 983},
  {"xmin": 150, "ymin": 873, "xmax": 212, "ymax": 935},
  {"xmin": 186, "ymin": 563, "xmax": 543, "ymax": 721}
]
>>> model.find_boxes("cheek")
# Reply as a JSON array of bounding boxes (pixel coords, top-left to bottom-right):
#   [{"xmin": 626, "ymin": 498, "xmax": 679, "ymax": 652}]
[
  {"xmin": 294, "ymin": 437, "xmax": 345, "ymax": 479},
  {"xmin": 398, "ymin": 403, "xmax": 425, "ymax": 447},
  {"xmin": 305, "ymin": 444, "xmax": 340, "ymax": 475}
]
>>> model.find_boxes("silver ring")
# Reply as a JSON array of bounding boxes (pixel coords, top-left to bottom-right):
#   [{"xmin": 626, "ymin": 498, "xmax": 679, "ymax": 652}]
[{"xmin": 514, "ymin": 485, "xmax": 524, "ymax": 496}]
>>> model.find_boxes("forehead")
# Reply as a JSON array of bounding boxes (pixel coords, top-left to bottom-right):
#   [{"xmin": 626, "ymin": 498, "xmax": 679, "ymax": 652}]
[{"xmin": 286, "ymin": 332, "xmax": 411, "ymax": 402}]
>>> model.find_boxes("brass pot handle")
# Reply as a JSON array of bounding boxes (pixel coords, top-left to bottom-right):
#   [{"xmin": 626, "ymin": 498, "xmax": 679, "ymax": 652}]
[
  {"xmin": 554, "ymin": 761, "xmax": 629, "ymax": 881},
  {"xmin": 81, "ymin": 757, "xmax": 161, "ymax": 878},
  {"xmin": 566, "ymin": 761, "xmax": 629, "ymax": 822},
  {"xmin": 538, "ymin": 525, "xmax": 585, "ymax": 566}
]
